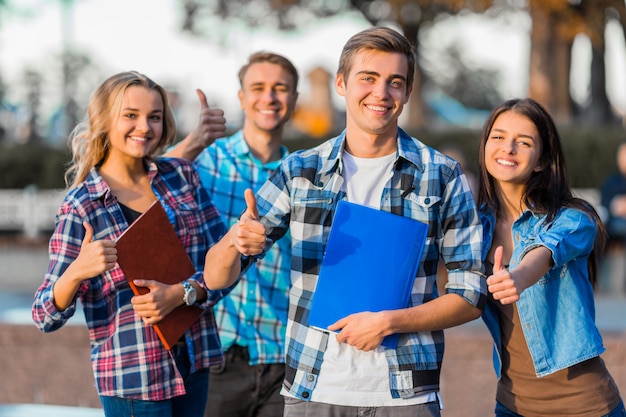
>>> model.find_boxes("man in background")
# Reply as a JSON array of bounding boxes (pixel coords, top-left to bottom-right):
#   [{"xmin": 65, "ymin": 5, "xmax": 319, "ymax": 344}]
[{"xmin": 168, "ymin": 51, "xmax": 299, "ymax": 416}]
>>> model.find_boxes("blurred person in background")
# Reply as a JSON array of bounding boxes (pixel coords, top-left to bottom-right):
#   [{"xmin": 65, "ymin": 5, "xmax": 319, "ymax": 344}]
[{"xmin": 167, "ymin": 51, "xmax": 298, "ymax": 417}]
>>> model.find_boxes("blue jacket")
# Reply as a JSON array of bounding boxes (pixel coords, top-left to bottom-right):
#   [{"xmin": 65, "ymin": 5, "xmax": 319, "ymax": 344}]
[{"xmin": 480, "ymin": 205, "xmax": 605, "ymax": 378}]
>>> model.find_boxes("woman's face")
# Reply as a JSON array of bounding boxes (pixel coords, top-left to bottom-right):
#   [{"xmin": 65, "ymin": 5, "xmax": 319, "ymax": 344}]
[
  {"xmin": 107, "ymin": 85, "xmax": 163, "ymax": 162},
  {"xmin": 484, "ymin": 110, "xmax": 543, "ymax": 187}
]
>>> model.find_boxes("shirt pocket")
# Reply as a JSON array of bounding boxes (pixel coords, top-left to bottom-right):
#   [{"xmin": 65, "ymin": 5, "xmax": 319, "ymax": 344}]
[{"xmin": 170, "ymin": 196, "xmax": 207, "ymax": 251}]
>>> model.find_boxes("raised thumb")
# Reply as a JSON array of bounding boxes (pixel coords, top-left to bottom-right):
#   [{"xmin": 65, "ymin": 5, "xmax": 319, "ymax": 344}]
[
  {"xmin": 196, "ymin": 88, "xmax": 209, "ymax": 109},
  {"xmin": 493, "ymin": 245, "xmax": 505, "ymax": 272},
  {"xmin": 82, "ymin": 221, "xmax": 94, "ymax": 247},
  {"xmin": 243, "ymin": 188, "xmax": 259, "ymax": 220}
]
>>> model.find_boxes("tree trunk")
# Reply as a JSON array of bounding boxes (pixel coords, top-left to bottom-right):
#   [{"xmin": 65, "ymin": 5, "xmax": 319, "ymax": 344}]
[
  {"xmin": 528, "ymin": 3, "xmax": 573, "ymax": 125},
  {"xmin": 401, "ymin": 23, "xmax": 426, "ymax": 130}
]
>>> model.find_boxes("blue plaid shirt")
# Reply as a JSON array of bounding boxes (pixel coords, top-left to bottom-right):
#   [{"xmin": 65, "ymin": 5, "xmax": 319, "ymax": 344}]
[
  {"xmin": 194, "ymin": 130, "xmax": 291, "ymax": 365},
  {"xmin": 32, "ymin": 157, "xmax": 228, "ymax": 400},
  {"xmin": 254, "ymin": 128, "xmax": 486, "ymax": 400}
]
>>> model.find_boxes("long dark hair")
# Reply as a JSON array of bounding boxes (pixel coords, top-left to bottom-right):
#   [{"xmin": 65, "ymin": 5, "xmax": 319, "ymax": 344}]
[{"xmin": 477, "ymin": 98, "xmax": 606, "ymax": 286}]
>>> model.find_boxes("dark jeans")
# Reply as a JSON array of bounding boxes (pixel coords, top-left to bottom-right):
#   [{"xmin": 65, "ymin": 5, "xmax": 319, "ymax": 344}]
[
  {"xmin": 100, "ymin": 343, "xmax": 209, "ymax": 417},
  {"xmin": 204, "ymin": 344, "xmax": 285, "ymax": 417}
]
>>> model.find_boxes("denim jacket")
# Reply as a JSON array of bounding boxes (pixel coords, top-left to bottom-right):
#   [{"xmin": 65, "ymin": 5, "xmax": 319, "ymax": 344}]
[{"xmin": 480, "ymin": 205, "xmax": 605, "ymax": 378}]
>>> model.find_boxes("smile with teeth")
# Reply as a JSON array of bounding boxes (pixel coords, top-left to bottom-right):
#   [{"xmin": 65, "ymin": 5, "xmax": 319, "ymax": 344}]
[
  {"xmin": 496, "ymin": 158, "xmax": 516, "ymax": 167},
  {"xmin": 260, "ymin": 109, "xmax": 278, "ymax": 115},
  {"xmin": 129, "ymin": 136, "xmax": 148, "ymax": 142},
  {"xmin": 367, "ymin": 104, "xmax": 387, "ymax": 112}
]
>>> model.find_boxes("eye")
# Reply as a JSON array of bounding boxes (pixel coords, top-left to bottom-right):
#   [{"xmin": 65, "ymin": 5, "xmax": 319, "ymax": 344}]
[
  {"xmin": 124, "ymin": 112, "xmax": 137, "ymax": 119},
  {"xmin": 390, "ymin": 79, "xmax": 404, "ymax": 88},
  {"xmin": 517, "ymin": 139, "xmax": 532, "ymax": 148},
  {"xmin": 489, "ymin": 135, "xmax": 504, "ymax": 141},
  {"xmin": 150, "ymin": 114, "xmax": 162, "ymax": 121}
]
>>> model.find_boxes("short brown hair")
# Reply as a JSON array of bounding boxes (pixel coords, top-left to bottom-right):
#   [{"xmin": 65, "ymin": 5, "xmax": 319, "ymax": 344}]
[
  {"xmin": 337, "ymin": 27, "xmax": 416, "ymax": 92},
  {"xmin": 237, "ymin": 51, "xmax": 299, "ymax": 92}
]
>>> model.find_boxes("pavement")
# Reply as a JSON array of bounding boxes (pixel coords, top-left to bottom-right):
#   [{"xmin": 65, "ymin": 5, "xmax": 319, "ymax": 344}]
[{"xmin": 0, "ymin": 240, "xmax": 625, "ymax": 417}]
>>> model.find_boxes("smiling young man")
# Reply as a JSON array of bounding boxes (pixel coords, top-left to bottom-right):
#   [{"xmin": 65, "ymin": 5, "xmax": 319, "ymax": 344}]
[
  {"xmin": 203, "ymin": 27, "xmax": 486, "ymax": 417},
  {"xmin": 167, "ymin": 52, "xmax": 298, "ymax": 417}
]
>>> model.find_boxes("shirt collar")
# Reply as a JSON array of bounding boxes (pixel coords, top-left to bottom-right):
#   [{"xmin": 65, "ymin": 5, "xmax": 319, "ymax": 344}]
[{"xmin": 231, "ymin": 129, "xmax": 288, "ymax": 170}]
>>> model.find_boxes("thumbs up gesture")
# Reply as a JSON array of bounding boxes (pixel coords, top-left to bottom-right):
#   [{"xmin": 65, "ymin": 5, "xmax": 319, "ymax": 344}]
[
  {"xmin": 230, "ymin": 189, "xmax": 267, "ymax": 256},
  {"xmin": 73, "ymin": 221, "xmax": 117, "ymax": 279},
  {"xmin": 190, "ymin": 88, "xmax": 227, "ymax": 148},
  {"xmin": 486, "ymin": 246, "xmax": 520, "ymax": 305}
]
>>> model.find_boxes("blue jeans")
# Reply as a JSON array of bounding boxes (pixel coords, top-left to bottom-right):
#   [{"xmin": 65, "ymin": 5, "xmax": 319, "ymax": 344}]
[
  {"xmin": 99, "ymin": 343, "xmax": 210, "ymax": 417},
  {"xmin": 495, "ymin": 399, "xmax": 625, "ymax": 417}
]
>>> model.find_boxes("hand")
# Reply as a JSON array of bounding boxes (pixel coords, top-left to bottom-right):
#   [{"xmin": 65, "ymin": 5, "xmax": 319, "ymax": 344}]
[
  {"xmin": 230, "ymin": 189, "xmax": 267, "ymax": 256},
  {"xmin": 189, "ymin": 89, "xmax": 227, "ymax": 149},
  {"xmin": 130, "ymin": 279, "xmax": 181, "ymax": 325},
  {"xmin": 328, "ymin": 311, "xmax": 388, "ymax": 351},
  {"xmin": 487, "ymin": 246, "xmax": 521, "ymax": 305},
  {"xmin": 72, "ymin": 222, "xmax": 117, "ymax": 280}
]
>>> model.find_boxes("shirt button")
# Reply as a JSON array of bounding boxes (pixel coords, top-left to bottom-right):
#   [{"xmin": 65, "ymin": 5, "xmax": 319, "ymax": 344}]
[
  {"xmin": 307, "ymin": 374, "xmax": 314, "ymax": 382},
  {"xmin": 424, "ymin": 197, "xmax": 430, "ymax": 204},
  {"xmin": 302, "ymin": 391, "xmax": 310, "ymax": 399}
]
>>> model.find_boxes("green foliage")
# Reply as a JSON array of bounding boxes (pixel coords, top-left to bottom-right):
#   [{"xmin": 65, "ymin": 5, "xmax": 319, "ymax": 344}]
[
  {"xmin": 1, "ymin": 127, "xmax": 623, "ymax": 190},
  {"xmin": 284, "ymin": 126, "xmax": 626, "ymax": 189},
  {"xmin": 0, "ymin": 142, "xmax": 69, "ymax": 189}
]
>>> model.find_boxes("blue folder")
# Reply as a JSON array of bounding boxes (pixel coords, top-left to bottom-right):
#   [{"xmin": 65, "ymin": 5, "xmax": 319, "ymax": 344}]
[{"xmin": 308, "ymin": 200, "xmax": 428, "ymax": 349}]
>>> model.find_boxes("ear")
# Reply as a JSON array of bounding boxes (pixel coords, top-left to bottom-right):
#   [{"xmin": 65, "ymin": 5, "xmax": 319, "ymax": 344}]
[
  {"xmin": 335, "ymin": 73, "xmax": 346, "ymax": 97},
  {"xmin": 238, "ymin": 89, "xmax": 245, "ymax": 110},
  {"xmin": 403, "ymin": 85, "xmax": 413, "ymax": 105}
]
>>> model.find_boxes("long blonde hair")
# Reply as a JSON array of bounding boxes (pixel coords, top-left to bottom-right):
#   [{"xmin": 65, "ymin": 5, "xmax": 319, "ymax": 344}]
[{"xmin": 65, "ymin": 71, "xmax": 177, "ymax": 188}]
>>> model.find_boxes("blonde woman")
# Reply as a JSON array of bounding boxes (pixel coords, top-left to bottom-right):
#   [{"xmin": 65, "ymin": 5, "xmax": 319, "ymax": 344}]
[{"xmin": 33, "ymin": 71, "xmax": 228, "ymax": 417}]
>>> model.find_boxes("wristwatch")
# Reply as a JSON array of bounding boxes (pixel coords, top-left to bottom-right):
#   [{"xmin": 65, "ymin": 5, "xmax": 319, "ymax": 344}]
[{"xmin": 181, "ymin": 280, "xmax": 197, "ymax": 306}]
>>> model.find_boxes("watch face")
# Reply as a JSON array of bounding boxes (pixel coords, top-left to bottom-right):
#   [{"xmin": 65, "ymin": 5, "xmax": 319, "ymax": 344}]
[{"xmin": 183, "ymin": 281, "xmax": 197, "ymax": 305}]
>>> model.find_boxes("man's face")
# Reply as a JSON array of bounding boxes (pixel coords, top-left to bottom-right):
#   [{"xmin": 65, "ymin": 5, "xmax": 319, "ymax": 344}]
[
  {"xmin": 239, "ymin": 62, "xmax": 298, "ymax": 134},
  {"xmin": 335, "ymin": 49, "xmax": 411, "ymax": 139}
]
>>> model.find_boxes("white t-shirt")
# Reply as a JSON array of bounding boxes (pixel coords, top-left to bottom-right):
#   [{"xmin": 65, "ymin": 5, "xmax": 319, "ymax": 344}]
[{"xmin": 309, "ymin": 151, "xmax": 440, "ymax": 407}]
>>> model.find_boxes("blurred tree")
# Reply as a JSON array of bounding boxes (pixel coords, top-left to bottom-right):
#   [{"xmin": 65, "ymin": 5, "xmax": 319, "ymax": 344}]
[
  {"xmin": 180, "ymin": 0, "xmax": 626, "ymax": 128},
  {"xmin": 178, "ymin": 0, "xmax": 506, "ymax": 130},
  {"xmin": 528, "ymin": 0, "xmax": 626, "ymax": 125},
  {"xmin": 22, "ymin": 69, "xmax": 43, "ymax": 143}
]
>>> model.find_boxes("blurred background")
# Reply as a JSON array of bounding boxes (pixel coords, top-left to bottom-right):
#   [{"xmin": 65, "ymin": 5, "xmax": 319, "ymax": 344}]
[
  {"xmin": 0, "ymin": 0, "xmax": 625, "ymax": 191},
  {"xmin": 0, "ymin": 1, "xmax": 625, "ymax": 416}
]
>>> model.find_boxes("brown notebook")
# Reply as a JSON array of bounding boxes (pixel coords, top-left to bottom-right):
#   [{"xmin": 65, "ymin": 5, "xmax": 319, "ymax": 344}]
[{"xmin": 115, "ymin": 200, "xmax": 203, "ymax": 350}]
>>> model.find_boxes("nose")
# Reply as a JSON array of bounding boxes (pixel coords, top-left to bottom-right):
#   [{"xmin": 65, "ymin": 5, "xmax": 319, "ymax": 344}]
[
  {"xmin": 371, "ymin": 81, "xmax": 390, "ymax": 99},
  {"xmin": 261, "ymin": 87, "xmax": 278, "ymax": 103},
  {"xmin": 502, "ymin": 138, "xmax": 516, "ymax": 154},
  {"xmin": 135, "ymin": 116, "xmax": 150, "ymax": 132}
]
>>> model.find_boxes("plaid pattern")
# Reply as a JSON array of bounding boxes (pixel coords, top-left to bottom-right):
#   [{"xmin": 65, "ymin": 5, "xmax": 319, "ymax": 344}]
[
  {"xmin": 193, "ymin": 130, "xmax": 291, "ymax": 365},
  {"xmin": 254, "ymin": 128, "xmax": 486, "ymax": 400},
  {"xmin": 32, "ymin": 157, "xmax": 228, "ymax": 400}
]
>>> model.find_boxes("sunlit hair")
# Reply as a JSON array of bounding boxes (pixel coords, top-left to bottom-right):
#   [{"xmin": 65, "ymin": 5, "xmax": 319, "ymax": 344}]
[
  {"xmin": 337, "ymin": 26, "xmax": 416, "ymax": 93},
  {"xmin": 65, "ymin": 71, "xmax": 176, "ymax": 188},
  {"xmin": 477, "ymin": 98, "xmax": 606, "ymax": 286},
  {"xmin": 237, "ymin": 51, "xmax": 299, "ymax": 92}
]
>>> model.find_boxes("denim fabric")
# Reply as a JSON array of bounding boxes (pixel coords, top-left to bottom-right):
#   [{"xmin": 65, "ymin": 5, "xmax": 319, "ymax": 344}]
[
  {"xmin": 481, "ymin": 206, "xmax": 606, "ymax": 378},
  {"xmin": 99, "ymin": 344, "xmax": 209, "ymax": 417}
]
